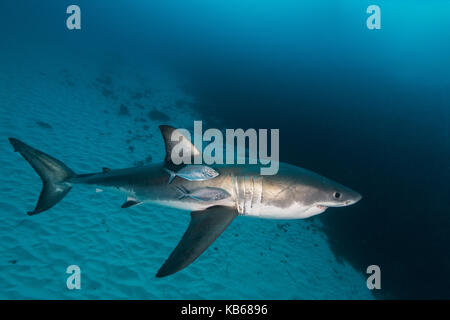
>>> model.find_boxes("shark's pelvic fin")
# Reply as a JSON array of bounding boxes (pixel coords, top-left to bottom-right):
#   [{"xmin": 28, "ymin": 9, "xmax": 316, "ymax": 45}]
[
  {"xmin": 121, "ymin": 198, "xmax": 141, "ymax": 208},
  {"xmin": 8, "ymin": 138, "xmax": 75, "ymax": 215},
  {"xmin": 159, "ymin": 125, "xmax": 201, "ymax": 169},
  {"xmin": 156, "ymin": 205, "xmax": 238, "ymax": 278}
]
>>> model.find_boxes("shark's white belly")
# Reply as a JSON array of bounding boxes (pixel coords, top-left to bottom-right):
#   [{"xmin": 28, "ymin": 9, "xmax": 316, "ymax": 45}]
[{"xmin": 249, "ymin": 203, "xmax": 326, "ymax": 219}]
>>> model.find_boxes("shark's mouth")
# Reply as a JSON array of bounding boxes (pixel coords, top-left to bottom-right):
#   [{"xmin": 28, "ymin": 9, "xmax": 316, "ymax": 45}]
[{"xmin": 316, "ymin": 205, "xmax": 328, "ymax": 210}]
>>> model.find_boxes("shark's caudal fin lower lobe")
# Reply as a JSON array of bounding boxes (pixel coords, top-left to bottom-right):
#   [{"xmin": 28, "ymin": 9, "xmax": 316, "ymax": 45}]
[{"xmin": 9, "ymin": 138, "xmax": 75, "ymax": 215}]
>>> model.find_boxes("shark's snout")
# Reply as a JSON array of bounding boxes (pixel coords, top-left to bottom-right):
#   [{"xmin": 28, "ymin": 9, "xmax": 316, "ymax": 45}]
[
  {"xmin": 340, "ymin": 190, "xmax": 362, "ymax": 206},
  {"xmin": 340, "ymin": 189, "xmax": 362, "ymax": 206},
  {"xmin": 351, "ymin": 192, "xmax": 363, "ymax": 204}
]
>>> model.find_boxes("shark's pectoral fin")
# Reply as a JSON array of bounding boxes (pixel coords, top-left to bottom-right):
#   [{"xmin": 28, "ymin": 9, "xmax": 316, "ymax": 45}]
[
  {"xmin": 121, "ymin": 199, "xmax": 141, "ymax": 208},
  {"xmin": 156, "ymin": 206, "xmax": 238, "ymax": 277}
]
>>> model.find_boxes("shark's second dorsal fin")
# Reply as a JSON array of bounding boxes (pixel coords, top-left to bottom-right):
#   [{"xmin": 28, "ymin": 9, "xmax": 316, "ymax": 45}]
[{"xmin": 159, "ymin": 125, "xmax": 201, "ymax": 168}]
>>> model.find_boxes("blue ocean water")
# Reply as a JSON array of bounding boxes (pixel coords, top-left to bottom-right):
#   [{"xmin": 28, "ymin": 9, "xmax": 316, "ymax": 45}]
[{"xmin": 0, "ymin": 1, "xmax": 449, "ymax": 299}]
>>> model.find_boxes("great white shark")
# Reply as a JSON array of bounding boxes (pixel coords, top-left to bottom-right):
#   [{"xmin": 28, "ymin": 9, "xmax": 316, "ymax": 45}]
[{"xmin": 9, "ymin": 125, "xmax": 362, "ymax": 277}]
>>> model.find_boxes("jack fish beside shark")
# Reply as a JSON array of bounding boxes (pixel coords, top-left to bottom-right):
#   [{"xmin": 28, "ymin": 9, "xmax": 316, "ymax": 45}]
[
  {"xmin": 8, "ymin": 125, "xmax": 362, "ymax": 277},
  {"xmin": 164, "ymin": 165, "xmax": 219, "ymax": 184},
  {"xmin": 175, "ymin": 185, "xmax": 231, "ymax": 202}
]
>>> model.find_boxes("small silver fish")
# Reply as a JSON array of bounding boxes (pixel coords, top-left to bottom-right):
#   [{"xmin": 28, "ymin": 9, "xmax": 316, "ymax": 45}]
[
  {"xmin": 175, "ymin": 185, "xmax": 230, "ymax": 202},
  {"xmin": 164, "ymin": 165, "xmax": 219, "ymax": 184}
]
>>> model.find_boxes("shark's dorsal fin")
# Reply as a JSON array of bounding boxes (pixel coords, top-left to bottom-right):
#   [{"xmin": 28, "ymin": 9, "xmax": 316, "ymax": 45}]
[
  {"xmin": 102, "ymin": 167, "xmax": 111, "ymax": 173},
  {"xmin": 159, "ymin": 125, "xmax": 201, "ymax": 168},
  {"xmin": 156, "ymin": 205, "xmax": 238, "ymax": 277}
]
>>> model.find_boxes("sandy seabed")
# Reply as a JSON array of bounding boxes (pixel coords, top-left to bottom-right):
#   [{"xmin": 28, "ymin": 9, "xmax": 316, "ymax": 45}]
[{"xmin": 0, "ymin": 51, "xmax": 373, "ymax": 299}]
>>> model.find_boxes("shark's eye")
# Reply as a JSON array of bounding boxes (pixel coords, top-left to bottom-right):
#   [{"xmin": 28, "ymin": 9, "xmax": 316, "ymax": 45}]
[{"xmin": 333, "ymin": 192, "xmax": 341, "ymax": 199}]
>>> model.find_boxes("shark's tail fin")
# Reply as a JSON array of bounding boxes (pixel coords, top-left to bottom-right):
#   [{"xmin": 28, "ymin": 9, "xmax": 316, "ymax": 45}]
[{"xmin": 8, "ymin": 138, "xmax": 75, "ymax": 215}]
